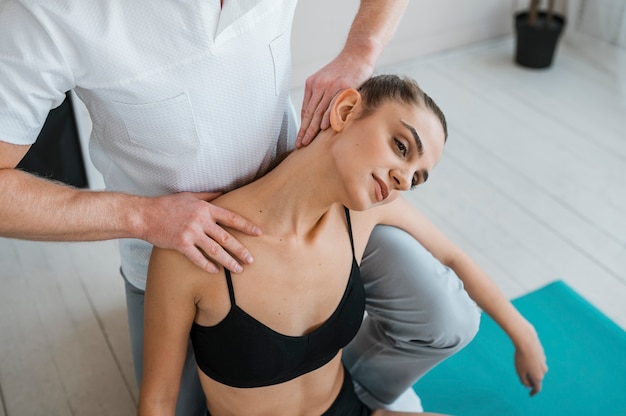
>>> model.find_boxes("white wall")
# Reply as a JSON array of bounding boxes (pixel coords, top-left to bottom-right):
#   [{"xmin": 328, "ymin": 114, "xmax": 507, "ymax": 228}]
[
  {"xmin": 291, "ymin": 0, "xmax": 515, "ymax": 88},
  {"xmin": 567, "ymin": 0, "xmax": 626, "ymax": 47}
]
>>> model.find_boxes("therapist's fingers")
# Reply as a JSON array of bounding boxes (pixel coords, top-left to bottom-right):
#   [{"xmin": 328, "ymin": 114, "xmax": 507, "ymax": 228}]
[
  {"xmin": 143, "ymin": 192, "xmax": 261, "ymax": 274},
  {"xmin": 297, "ymin": 54, "xmax": 374, "ymax": 147},
  {"xmin": 297, "ymin": 88, "xmax": 335, "ymax": 148}
]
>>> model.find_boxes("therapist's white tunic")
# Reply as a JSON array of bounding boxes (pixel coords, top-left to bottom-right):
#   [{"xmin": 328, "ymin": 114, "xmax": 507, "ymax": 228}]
[{"xmin": 0, "ymin": 0, "xmax": 299, "ymax": 289}]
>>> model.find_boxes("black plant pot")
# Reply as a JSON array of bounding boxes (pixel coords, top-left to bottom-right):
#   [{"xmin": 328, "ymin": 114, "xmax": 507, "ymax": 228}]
[{"xmin": 514, "ymin": 11, "xmax": 566, "ymax": 69}]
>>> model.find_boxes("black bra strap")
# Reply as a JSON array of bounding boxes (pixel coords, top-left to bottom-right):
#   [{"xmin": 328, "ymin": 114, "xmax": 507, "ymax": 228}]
[
  {"xmin": 224, "ymin": 269, "xmax": 236, "ymax": 305},
  {"xmin": 225, "ymin": 209, "xmax": 354, "ymax": 306},
  {"xmin": 343, "ymin": 207, "xmax": 356, "ymax": 256}
]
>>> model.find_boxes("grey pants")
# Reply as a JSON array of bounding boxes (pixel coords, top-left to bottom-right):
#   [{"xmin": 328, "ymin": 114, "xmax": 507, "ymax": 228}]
[{"xmin": 124, "ymin": 225, "xmax": 480, "ymax": 415}]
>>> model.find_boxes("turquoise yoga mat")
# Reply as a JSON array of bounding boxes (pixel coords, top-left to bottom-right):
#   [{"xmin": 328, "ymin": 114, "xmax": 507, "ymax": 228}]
[{"xmin": 413, "ymin": 281, "xmax": 626, "ymax": 416}]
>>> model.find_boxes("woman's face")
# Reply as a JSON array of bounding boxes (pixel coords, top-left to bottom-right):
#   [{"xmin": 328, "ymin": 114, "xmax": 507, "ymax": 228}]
[{"xmin": 332, "ymin": 99, "xmax": 445, "ymax": 211}]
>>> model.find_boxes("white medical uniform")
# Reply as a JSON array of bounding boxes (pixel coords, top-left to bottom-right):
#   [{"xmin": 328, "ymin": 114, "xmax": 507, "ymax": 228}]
[{"xmin": 0, "ymin": 0, "xmax": 298, "ymax": 290}]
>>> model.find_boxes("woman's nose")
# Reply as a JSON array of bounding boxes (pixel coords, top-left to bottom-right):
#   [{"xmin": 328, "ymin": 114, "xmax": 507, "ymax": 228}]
[{"xmin": 391, "ymin": 170, "xmax": 411, "ymax": 191}]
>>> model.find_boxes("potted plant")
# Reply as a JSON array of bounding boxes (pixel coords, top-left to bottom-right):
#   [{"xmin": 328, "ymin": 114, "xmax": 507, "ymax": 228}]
[{"xmin": 514, "ymin": 0, "xmax": 567, "ymax": 68}]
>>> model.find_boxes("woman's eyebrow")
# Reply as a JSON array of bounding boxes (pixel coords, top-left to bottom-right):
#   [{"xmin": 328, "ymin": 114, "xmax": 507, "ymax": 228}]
[{"xmin": 400, "ymin": 120, "xmax": 423, "ymax": 156}]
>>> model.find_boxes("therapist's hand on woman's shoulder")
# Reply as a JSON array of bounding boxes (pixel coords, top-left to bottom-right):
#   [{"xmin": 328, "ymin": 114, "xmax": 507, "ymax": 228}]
[{"xmin": 138, "ymin": 191, "xmax": 260, "ymax": 274}]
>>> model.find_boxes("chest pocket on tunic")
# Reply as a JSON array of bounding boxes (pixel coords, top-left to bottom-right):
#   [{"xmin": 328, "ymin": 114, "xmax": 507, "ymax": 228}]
[
  {"xmin": 269, "ymin": 31, "xmax": 291, "ymax": 97},
  {"xmin": 112, "ymin": 92, "xmax": 200, "ymax": 157}
]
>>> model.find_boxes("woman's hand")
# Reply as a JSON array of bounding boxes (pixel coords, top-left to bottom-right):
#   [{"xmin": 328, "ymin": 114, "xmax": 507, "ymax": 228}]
[
  {"xmin": 138, "ymin": 191, "xmax": 261, "ymax": 274},
  {"xmin": 513, "ymin": 325, "xmax": 548, "ymax": 396}
]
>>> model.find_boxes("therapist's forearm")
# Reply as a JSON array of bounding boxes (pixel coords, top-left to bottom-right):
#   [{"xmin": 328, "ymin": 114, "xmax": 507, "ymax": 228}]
[
  {"xmin": 341, "ymin": 0, "xmax": 409, "ymax": 68},
  {"xmin": 0, "ymin": 168, "xmax": 144, "ymax": 241}
]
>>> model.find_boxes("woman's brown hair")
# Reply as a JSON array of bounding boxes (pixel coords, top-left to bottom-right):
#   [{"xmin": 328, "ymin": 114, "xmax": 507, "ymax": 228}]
[{"xmin": 357, "ymin": 74, "xmax": 448, "ymax": 142}]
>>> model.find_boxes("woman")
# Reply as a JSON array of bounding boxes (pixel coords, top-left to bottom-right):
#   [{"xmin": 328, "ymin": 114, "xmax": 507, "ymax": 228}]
[{"xmin": 139, "ymin": 75, "xmax": 546, "ymax": 415}]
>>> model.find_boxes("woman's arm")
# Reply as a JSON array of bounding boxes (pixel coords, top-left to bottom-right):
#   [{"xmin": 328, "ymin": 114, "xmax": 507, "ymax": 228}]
[
  {"xmin": 359, "ymin": 196, "xmax": 548, "ymax": 395},
  {"xmin": 138, "ymin": 248, "xmax": 200, "ymax": 416}
]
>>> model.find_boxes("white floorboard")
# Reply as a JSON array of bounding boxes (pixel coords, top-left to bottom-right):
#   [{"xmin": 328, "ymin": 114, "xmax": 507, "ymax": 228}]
[
  {"xmin": 0, "ymin": 241, "xmax": 135, "ymax": 416},
  {"xmin": 1, "ymin": 32, "xmax": 624, "ymax": 415}
]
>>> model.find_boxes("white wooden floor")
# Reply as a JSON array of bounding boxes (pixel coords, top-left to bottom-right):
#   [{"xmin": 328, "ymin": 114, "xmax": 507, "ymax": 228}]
[{"xmin": 1, "ymin": 33, "xmax": 625, "ymax": 416}]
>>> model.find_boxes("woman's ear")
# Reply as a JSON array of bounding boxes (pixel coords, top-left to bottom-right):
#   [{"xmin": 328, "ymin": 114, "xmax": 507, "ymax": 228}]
[{"xmin": 329, "ymin": 89, "xmax": 361, "ymax": 132}]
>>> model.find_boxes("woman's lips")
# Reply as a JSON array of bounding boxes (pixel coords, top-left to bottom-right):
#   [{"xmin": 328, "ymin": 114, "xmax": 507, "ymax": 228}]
[{"xmin": 373, "ymin": 175, "xmax": 389, "ymax": 202}]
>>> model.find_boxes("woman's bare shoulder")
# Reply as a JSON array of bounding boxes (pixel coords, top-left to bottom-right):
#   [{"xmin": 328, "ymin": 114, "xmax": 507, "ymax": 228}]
[
  {"xmin": 150, "ymin": 246, "xmax": 195, "ymax": 272},
  {"xmin": 147, "ymin": 246, "xmax": 212, "ymax": 292}
]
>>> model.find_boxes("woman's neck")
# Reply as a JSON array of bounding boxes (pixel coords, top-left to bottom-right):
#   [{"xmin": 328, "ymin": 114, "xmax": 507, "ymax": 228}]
[{"xmin": 219, "ymin": 131, "xmax": 340, "ymax": 239}]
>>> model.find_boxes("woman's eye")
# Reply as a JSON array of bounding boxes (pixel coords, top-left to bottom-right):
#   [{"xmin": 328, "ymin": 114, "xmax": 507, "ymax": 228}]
[
  {"xmin": 394, "ymin": 138, "xmax": 407, "ymax": 157},
  {"xmin": 411, "ymin": 173, "xmax": 419, "ymax": 189}
]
